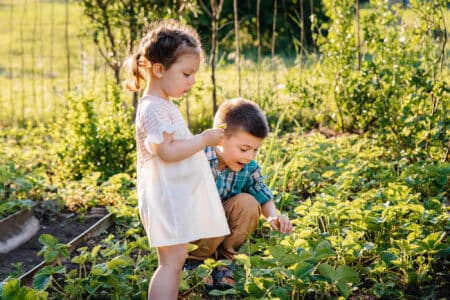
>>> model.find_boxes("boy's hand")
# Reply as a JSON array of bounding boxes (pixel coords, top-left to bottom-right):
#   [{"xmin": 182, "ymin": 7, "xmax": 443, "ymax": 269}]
[
  {"xmin": 201, "ymin": 128, "xmax": 225, "ymax": 146},
  {"xmin": 267, "ymin": 215, "xmax": 293, "ymax": 234}
]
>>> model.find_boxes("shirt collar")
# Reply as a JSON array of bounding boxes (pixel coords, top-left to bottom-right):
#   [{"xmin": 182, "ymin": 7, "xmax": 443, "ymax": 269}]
[
  {"xmin": 205, "ymin": 145, "xmax": 217, "ymax": 159},
  {"xmin": 205, "ymin": 146, "xmax": 219, "ymax": 167}
]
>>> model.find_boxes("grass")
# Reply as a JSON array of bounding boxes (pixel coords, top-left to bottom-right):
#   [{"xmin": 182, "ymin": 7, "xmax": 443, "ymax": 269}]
[{"xmin": 0, "ymin": 0, "xmax": 107, "ymax": 125}]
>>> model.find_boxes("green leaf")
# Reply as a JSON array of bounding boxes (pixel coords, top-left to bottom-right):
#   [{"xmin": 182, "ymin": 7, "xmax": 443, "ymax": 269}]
[
  {"xmin": 33, "ymin": 273, "xmax": 52, "ymax": 291},
  {"xmin": 297, "ymin": 249, "xmax": 314, "ymax": 262},
  {"xmin": 209, "ymin": 288, "xmax": 239, "ymax": 296},
  {"xmin": 106, "ymin": 255, "xmax": 134, "ymax": 270},
  {"xmin": 278, "ymin": 254, "xmax": 299, "ymax": 266},
  {"xmin": 313, "ymin": 247, "xmax": 336, "ymax": 261},
  {"xmin": 435, "ymin": 175, "xmax": 448, "ymax": 186},
  {"xmin": 335, "ymin": 265, "xmax": 360, "ymax": 284},
  {"xmin": 336, "ymin": 281, "xmax": 351, "ymax": 297},
  {"xmin": 37, "ymin": 265, "xmax": 65, "ymax": 276},
  {"xmin": 1, "ymin": 278, "xmax": 20, "ymax": 297},
  {"xmin": 58, "ymin": 246, "xmax": 70, "ymax": 259},
  {"xmin": 268, "ymin": 245, "xmax": 289, "ymax": 260},
  {"xmin": 38, "ymin": 234, "xmax": 58, "ymax": 247},
  {"xmin": 436, "ymin": 247, "xmax": 450, "ymax": 259},
  {"xmin": 91, "ymin": 244, "xmax": 102, "ymax": 258},
  {"xmin": 235, "ymin": 254, "xmax": 251, "ymax": 269},
  {"xmin": 179, "ymin": 272, "xmax": 189, "ymax": 291},
  {"xmin": 317, "ymin": 263, "xmax": 335, "ymax": 282},
  {"xmin": 380, "ymin": 251, "xmax": 397, "ymax": 267},
  {"xmin": 91, "ymin": 263, "xmax": 110, "ymax": 276},
  {"xmin": 244, "ymin": 280, "xmax": 265, "ymax": 298},
  {"xmin": 294, "ymin": 262, "xmax": 315, "ymax": 280},
  {"xmin": 44, "ymin": 249, "xmax": 59, "ymax": 263},
  {"xmin": 314, "ymin": 240, "xmax": 332, "ymax": 251},
  {"xmin": 71, "ymin": 254, "xmax": 86, "ymax": 264}
]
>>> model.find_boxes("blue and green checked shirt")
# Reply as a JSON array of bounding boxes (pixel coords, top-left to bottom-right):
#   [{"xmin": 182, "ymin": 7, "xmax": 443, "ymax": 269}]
[{"xmin": 204, "ymin": 146, "xmax": 273, "ymax": 205}]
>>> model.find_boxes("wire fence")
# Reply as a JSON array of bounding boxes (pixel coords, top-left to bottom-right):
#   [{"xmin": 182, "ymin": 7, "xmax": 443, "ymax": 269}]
[
  {"xmin": 0, "ymin": 0, "xmax": 113, "ymax": 127},
  {"xmin": 2, "ymin": 1, "xmax": 448, "ymax": 128}
]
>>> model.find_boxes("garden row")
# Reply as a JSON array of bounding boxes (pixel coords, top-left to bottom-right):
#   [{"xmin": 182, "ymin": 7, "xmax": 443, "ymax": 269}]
[{"xmin": 1, "ymin": 123, "xmax": 448, "ymax": 299}]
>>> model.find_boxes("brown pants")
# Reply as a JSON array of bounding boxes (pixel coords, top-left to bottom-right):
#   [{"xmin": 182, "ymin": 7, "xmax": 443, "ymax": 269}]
[{"xmin": 188, "ymin": 193, "xmax": 261, "ymax": 261}]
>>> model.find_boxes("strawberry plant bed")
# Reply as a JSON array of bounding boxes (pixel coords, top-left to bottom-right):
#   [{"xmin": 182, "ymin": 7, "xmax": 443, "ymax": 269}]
[{"xmin": 0, "ymin": 201, "xmax": 108, "ymax": 281}]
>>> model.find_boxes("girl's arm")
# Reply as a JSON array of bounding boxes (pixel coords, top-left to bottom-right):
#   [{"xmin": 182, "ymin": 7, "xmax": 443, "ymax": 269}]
[
  {"xmin": 261, "ymin": 200, "xmax": 293, "ymax": 234},
  {"xmin": 153, "ymin": 128, "xmax": 223, "ymax": 162}
]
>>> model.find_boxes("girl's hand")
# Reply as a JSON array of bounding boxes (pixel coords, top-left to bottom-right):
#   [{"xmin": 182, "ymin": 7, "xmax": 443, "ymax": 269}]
[
  {"xmin": 267, "ymin": 215, "xmax": 293, "ymax": 234},
  {"xmin": 201, "ymin": 128, "xmax": 224, "ymax": 146}
]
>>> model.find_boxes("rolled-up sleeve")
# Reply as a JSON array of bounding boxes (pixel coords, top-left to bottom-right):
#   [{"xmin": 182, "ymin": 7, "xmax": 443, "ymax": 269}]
[{"xmin": 245, "ymin": 161, "xmax": 273, "ymax": 205}]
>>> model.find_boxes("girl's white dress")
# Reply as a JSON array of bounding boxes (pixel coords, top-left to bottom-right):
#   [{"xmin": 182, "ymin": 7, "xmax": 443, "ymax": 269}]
[{"xmin": 135, "ymin": 95, "xmax": 230, "ymax": 247}]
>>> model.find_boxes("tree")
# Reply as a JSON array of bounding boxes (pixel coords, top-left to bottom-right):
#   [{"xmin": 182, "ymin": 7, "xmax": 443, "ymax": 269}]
[
  {"xmin": 256, "ymin": 0, "xmax": 261, "ymax": 101},
  {"xmin": 79, "ymin": 0, "xmax": 161, "ymax": 85},
  {"xmin": 78, "ymin": 0, "xmax": 194, "ymax": 113},
  {"xmin": 233, "ymin": 0, "xmax": 241, "ymax": 96},
  {"xmin": 198, "ymin": 0, "xmax": 224, "ymax": 114},
  {"xmin": 271, "ymin": 0, "xmax": 278, "ymax": 91}
]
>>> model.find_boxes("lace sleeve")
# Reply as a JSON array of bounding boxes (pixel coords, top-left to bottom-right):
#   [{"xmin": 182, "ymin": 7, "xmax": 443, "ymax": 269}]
[{"xmin": 140, "ymin": 102, "xmax": 177, "ymax": 153}]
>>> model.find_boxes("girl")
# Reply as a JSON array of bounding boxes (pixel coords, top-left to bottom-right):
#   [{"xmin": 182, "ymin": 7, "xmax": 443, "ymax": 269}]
[{"xmin": 123, "ymin": 20, "xmax": 230, "ymax": 299}]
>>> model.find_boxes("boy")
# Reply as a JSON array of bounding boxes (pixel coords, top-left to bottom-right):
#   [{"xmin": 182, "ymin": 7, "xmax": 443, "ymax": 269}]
[{"xmin": 186, "ymin": 97, "xmax": 293, "ymax": 288}]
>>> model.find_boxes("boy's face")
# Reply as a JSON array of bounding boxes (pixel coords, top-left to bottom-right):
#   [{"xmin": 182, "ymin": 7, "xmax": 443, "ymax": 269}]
[{"xmin": 215, "ymin": 128, "xmax": 264, "ymax": 171}]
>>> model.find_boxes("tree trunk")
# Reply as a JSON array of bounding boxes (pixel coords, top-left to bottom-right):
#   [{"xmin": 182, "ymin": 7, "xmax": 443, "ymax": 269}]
[
  {"xmin": 104, "ymin": 62, "xmax": 108, "ymax": 100},
  {"xmin": 50, "ymin": 0, "xmax": 55, "ymax": 114},
  {"xmin": 198, "ymin": 0, "xmax": 223, "ymax": 114},
  {"xmin": 271, "ymin": 0, "xmax": 278, "ymax": 95},
  {"xmin": 309, "ymin": 0, "xmax": 316, "ymax": 55},
  {"xmin": 113, "ymin": 66, "xmax": 121, "ymax": 85},
  {"xmin": 233, "ymin": 0, "xmax": 241, "ymax": 96},
  {"xmin": 256, "ymin": 0, "xmax": 261, "ymax": 103},
  {"xmin": 356, "ymin": 0, "xmax": 361, "ymax": 70},
  {"xmin": 211, "ymin": 14, "xmax": 218, "ymax": 114},
  {"xmin": 299, "ymin": 0, "xmax": 304, "ymax": 79},
  {"xmin": 445, "ymin": 140, "xmax": 450, "ymax": 162},
  {"xmin": 281, "ymin": 0, "xmax": 291, "ymax": 57},
  {"xmin": 9, "ymin": 2, "xmax": 14, "ymax": 123}
]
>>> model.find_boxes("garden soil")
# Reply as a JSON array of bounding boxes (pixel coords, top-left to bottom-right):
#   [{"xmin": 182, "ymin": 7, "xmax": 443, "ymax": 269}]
[{"xmin": 0, "ymin": 201, "xmax": 106, "ymax": 281}]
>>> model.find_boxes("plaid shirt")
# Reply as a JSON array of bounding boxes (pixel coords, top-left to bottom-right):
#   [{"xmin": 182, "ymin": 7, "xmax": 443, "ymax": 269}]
[{"xmin": 204, "ymin": 146, "xmax": 273, "ymax": 205}]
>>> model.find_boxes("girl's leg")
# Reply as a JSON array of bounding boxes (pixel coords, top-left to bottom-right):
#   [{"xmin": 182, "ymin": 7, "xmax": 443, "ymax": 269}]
[{"xmin": 148, "ymin": 243, "xmax": 188, "ymax": 300}]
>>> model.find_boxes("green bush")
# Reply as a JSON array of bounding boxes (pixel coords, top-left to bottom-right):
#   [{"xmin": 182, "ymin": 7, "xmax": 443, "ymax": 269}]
[{"xmin": 55, "ymin": 86, "xmax": 135, "ymax": 181}]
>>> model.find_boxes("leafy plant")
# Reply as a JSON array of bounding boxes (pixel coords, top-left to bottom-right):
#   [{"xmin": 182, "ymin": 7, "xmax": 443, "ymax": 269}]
[
  {"xmin": 54, "ymin": 86, "xmax": 135, "ymax": 181},
  {"xmin": 0, "ymin": 278, "xmax": 48, "ymax": 300},
  {"xmin": 0, "ymin": 199, "xmax": 33, "ymax": 220},
  {"xmin": 37, "ymin": 234, "xmax": 70, "ymax": 264}
]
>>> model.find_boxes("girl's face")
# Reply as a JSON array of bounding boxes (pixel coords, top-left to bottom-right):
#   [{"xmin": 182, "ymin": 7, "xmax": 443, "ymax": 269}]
[
  {"xmin": 159, "ymin": 53, "xmax": 200, "ymax": 99},
  {"xmin": 215, "ymin": 129, "xmax": 263, "ymax": 172}
]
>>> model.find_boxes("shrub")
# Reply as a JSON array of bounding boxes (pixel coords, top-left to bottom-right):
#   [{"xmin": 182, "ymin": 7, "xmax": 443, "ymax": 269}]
[{"xmin": 55, "ymin": 86, "xmax": 135, "ymax": 181}]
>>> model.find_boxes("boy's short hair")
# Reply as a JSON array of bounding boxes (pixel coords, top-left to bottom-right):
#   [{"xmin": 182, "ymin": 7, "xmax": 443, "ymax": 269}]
[{"xmin": 214, "ymin": 98, "xmax": 269, "ymax": 138}]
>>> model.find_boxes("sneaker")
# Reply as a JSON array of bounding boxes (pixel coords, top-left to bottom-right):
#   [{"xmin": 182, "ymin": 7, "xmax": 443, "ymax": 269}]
[
  {"xmin": 212, "ymin": 265, "xmax": 236, "ymax": 289},
  {"xmin": 183, "ymin": 259, "xmax": 202, "ymax": 271}
]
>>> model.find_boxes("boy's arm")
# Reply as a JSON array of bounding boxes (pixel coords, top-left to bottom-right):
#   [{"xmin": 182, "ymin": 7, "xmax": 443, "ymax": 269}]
[
  {"xmin": 261, "ymin": 200, "xmax": 293, "ymax": 234},
  {"xmin": 244, "ymin": 162, "xmax": 292, "ymax": 234},
  {"xmin": 245, "ymin": 161, "xmax": 273, "ymax": 204}
]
